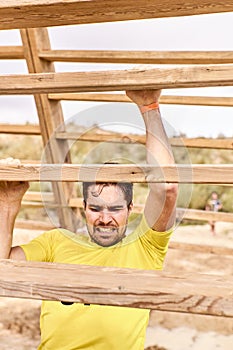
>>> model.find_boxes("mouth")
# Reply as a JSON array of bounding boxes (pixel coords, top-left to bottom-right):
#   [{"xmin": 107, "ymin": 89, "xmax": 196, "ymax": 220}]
[{"xmin": 95, "ymin": 227, "xmax": 117, "ymax": 236}]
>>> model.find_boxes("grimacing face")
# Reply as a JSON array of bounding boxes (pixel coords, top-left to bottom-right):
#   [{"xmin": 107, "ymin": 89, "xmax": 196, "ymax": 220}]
[{"xmin": 84, "ymin": 184, "xmax": 133, "ymax": 247}]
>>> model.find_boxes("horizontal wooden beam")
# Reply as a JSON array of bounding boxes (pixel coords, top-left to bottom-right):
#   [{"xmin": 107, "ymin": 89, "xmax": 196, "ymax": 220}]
[
  {"xmin": 1, "ymin": 65, "xmax": 233, "ymax": 94},
  {"xmin": 1, "ymin": 1, "xmax": 233, "ymax": 30},
  {"xmin": 49, "ymin": 92, "xmax": 233, "ymax": 107},
  {"xmin": 21, "ymin": 200, "xmax": 59, "ymax": 208},
  {"xmin": 21, "ymin": 159, "xmax": 40, "ymax": 164},
  {"xmin": 171, "ymin": 138, "xmax": 233, "ymax": 150},
  {"xmin": 0, "ymin": 124, "xmax": 40, "ymax": 135},
  {"xmin": 177, "ymin": 208, "xmax": 233, "ymax": 223},
  {"xmin": 0, "ymin": 164, "xmax": 233, "ymax": 184},
  {"xmin": 1, "ymin": 123, "xmax": 232, "ymax": 150},
  {"xmin": 0, "ymin": 260, "xmax": 232, "ymax": 317},
  {"xmin": 169, "ymin": 241, "xmax": 233, "ymax": 256},
  {"xmin": 0, "ymin": 46, "xmax": 24, "ymax": 59},
  {"xmin": 23, "ymin": 191, "xmax": 53, "ymax": 202},
  {"xmin": 22, "ymin": 193, "xmax": 233, "ymax": 223},
  {"xmin": 39, "ymin": 50, "xmax": 233, "ymax": 64},
  {"xmin": 56, "ymin": 131, "xmax": 233, "ymax": 150},
  {"xmin": 3, "ymin": 47, "xmax": 232, "ymax": 65},
  {"xmin": 69, "ymin": 198, "xmax": 233, "ymax": 222},
  {"xmin": 15, "ymin": 219, "xmax": 54, "ymax": 231}
]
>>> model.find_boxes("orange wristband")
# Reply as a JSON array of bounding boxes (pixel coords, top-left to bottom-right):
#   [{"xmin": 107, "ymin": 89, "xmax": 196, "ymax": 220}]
[{"xmin": 139, "ymin": 102, "xmax": 159, "ymax": 114}]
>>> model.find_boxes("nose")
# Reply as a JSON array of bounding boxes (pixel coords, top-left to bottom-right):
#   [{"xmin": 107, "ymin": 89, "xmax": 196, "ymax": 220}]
[{"xmin": 99, "ymin": 209, "xmax": 112, "ymax": 224}]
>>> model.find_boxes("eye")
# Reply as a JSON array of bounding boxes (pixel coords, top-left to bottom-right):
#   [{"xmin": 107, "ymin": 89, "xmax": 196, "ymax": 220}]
[
  {"xmin": 109, "ymin": 207, "xmax": 123, "ymax": 212},
  {"xmin": 89, "ymin": 206, "xmax": 101, "ymax": 212}
]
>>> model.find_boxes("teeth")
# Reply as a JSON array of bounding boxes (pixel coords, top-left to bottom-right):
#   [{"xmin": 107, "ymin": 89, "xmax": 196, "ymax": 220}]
[{"xmin": 97, "ymin": 227, "xmax": 115, "ymax": 232}]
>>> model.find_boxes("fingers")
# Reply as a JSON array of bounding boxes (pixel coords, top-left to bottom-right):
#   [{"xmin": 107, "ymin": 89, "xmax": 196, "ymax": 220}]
[
  {"xmin": 125, "ymin": 89, "xmax": 162, "ymax": 106},
  {"xmin": 0, "ymin": 158, "xmax": 29, "ymax": 189}
]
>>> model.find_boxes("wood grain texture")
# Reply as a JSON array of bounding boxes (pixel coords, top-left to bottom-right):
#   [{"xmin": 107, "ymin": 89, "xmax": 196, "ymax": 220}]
[
  {"xmin": 0, "ymin": 259, "xmax": 232, "ymax": 317},
  {"xmin": 1, "ymin": 1, "xmax": 233, "ymax": 30},
  {"xmin": 0, "ymin": 0, "xmax": 233, "ymax": 29},
  {"xmin": 56, "ymin": 131, "xmax": 233, "ymax": 150},
  {"xmin": 0, "ymin": 123, "xmax": 40, "ymax": 135},
  {"xmin": 0, "ymin": 164, "xmax": 233, "ymax": 183},
  {"xmin": 0, "ymin": 123, "xmax": 232, "ymax": 149},
  {"xmin": 1, "ymin": 65, "xmax": 233, "ymax": 94},
  {"xmin": 39, "ymin": 49, "xmax": 233, "ymax": 64},
  {"xmin": 0, "ymin": 46, "xmax": 24, "ymax": 59},
  {"xmin": 49, "ymin": 92, "xmax": 233, "ymax": 107},
  {"xmin": 20, "ymin": 28, "xmax": 78, "ymax": 231}
]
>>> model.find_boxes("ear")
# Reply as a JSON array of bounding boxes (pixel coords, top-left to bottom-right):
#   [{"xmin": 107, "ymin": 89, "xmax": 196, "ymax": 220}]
[{"xmin": 128, "ymin": 201, "xmax": 133, "ymax": 214}]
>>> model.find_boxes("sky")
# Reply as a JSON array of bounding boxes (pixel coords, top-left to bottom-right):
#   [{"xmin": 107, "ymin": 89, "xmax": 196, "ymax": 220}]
[{"xmin": 0, "ymin": 12, "xmax": 233, "ymax": 138}]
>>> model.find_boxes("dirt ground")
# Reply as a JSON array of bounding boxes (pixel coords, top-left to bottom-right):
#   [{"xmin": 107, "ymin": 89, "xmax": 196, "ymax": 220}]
[{"xmin": 0, "ymin": 221, "xmax": 232, "ymax": 350}]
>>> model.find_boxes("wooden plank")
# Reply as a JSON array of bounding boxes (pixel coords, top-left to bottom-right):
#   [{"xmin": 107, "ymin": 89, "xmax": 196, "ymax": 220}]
[
  {"xmin": 172, "ymin": 138, "xmax": 233, "ymax": 150},
  {"xmin": 21, "ymin": 194, "xmax": 233, "ymax": 223},
  {"xmin": 56, "ymin": 131, "xmax": 233, "ymax": 150},
  {"xmin": 23, "ymin": 191, "xmax": 54, "ymax": 202},
  {"xmin": 177, "ymin": 208, "xmax": 233, "ymax": 222},
  {"xmin": 21, "ymin": 201, "xmax": 59, "ymax": 208},
  {"xmin": 21, "ymin": 159, "xmax": 40, "ymax": 164},
  {"xmin": 15, "ymin": 219, "xmax": 54, "ymax": 231},
  {"xmin": 0, "ymin": 260, "xmax": 232, "ymax": 317},
  {"xmin": 56, "ymin": 130, "xmax": 145, "ymax": 145},
  {"xmin": 1, "ymin": 64, "xmax": 233, "ymax": 94},
  {"xmin": 1, "ymin": 1, "xmax": 233, "ymax": 30},
  {"xmin": 68, "ymin": 198, "xmax": 233, "ymax": 223},
  {"xmin": 0, "ymin": 123, "xmax": 40, "ymax": 135},
  {"xmin": 0, "ymin": 163, "xmax": 233, "ymax": 184},
  {"xmin": 169, "ymin": 241, "xmax": 233, "ymax": 256},
  {"xmin": 20, "ymin": 28, "xmax": 78, "ymax": 232},
  {"xmin": 160, "ymin": 95, "xmax": 233, "ymax": 107},
  {"xmin": 49, "ymin": 93, "xmax": 233, "ymax": 107},
  {"xmin": 22, "ymin": 190, "xmax": 56, "ymax": 208},
  {"xmin": 40, "ymin": 50, "xmax": 233, "ymax": 64},
  {"xmin": 0, "ymin": 46, "xmax": 24, "ymax": 59}
]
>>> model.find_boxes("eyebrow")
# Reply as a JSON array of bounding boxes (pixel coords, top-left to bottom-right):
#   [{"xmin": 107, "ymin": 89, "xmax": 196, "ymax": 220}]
[{"xmin": 88, "ymin": 204, "xmax": 126, "ymax": 211}]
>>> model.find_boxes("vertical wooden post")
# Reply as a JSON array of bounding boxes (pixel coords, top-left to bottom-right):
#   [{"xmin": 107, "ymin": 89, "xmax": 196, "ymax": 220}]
[{"xmin": 20, "ymin": 28, "xmax": 80, "ymax": 231}]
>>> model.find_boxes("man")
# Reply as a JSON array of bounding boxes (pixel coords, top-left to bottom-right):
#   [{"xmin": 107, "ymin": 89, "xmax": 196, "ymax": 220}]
[
  {"xmin": 0, "ymin": 89, "xmax": 177, "ymax": 350},
  {"xmin": 205, "ymin": 191, "xmax": 222, "ymax": 235}
]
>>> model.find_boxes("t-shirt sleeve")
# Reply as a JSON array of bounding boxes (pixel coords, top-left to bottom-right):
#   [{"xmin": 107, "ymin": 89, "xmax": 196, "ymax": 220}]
[
  {"xmin": 137, "ymin": 215, "xmax": 173, "ymax": 267},
  {"xmin": 20, "ymin": 229, "xmax": 58, "ymax": 262}
]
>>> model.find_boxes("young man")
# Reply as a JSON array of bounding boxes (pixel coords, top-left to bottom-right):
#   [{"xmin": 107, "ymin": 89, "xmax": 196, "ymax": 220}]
[
  {"xmin": 0, "ymin": 89, "xmax": 177, "ymax": 350},
  {"xmin": 205, "ymin": 191, "xmax": 223, "ymax": 235}
]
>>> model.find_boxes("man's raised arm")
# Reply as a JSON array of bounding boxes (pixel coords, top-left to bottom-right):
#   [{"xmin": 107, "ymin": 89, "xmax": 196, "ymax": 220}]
[
  {"xmin": 0, "ymin": 159, "xmax": 28, "ymax": 260},
  {"xmin": 126, "ymin": 90, "xmax": 178, "ymax": 232}
]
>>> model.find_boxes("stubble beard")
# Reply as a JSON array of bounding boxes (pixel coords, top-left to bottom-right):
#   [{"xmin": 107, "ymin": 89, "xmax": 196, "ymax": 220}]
[{"xmin": 87, "ymin": 224, "xmax": 127, "ymax": 247}]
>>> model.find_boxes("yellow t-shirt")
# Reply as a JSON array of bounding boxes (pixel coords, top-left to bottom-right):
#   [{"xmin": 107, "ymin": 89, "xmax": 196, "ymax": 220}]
[{"xmin": 21, "ymin": 216, "xmax": 172, "ymax": 350}]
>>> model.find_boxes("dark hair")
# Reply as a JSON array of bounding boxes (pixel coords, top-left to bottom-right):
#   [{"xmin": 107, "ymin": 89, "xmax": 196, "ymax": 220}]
[{"xmin": 83, "ymin": 182, "xmax": 133, "ymax": 209}]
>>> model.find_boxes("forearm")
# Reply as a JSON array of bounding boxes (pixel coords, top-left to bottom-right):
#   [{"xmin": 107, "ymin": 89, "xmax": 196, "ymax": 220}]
[
  {"xmin": 0, "ymin": 207, "xmax": 18, "ymax": 259},
  {"xmin": 141, "ymin": 107, "xmax": 175, "ymax": 166},
  {"xmin": 126, "ymin": 90, "xmax": 177, "ymax": 230},
  {"xmin": 140, "ymin": 105, "xmax": 178, "ymax": 230}
]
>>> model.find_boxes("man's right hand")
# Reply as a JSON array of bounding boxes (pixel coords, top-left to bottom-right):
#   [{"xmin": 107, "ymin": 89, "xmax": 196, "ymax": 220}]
[
  {"xmin": 126, "ymin": 89, "xmax": 162, "ymax": 106},
  {"xmin": 0, "ymin": 158, "xmax": 29, "ymax": 212}
]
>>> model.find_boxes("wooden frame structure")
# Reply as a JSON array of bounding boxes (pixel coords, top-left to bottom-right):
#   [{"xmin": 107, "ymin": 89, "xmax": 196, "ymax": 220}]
[{"xmin": 0, "ymin": 0, "xmax": 232, "ymax": 323}]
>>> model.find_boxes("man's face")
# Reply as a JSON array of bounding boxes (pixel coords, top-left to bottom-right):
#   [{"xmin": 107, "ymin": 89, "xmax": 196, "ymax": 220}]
[
  {"xmin": 84, "ymin": 184, "xmax": 132, "ymax": 247},
  {"xmin": 211, "ymin": 192, "xmax": 218, "ymax": 200}
]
